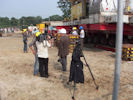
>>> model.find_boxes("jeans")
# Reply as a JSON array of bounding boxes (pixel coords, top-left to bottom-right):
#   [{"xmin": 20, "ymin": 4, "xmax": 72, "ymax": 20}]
[
  {"xmin": 34, "ymin": 54, "xmax": 39, "ymax": 75},
  {"xmin": 23, "ymin": 40, "xmax": 27, "ymax": 52},
  {"xmin": 61, "ymin": 56, "xmax": 67, "ymax": 71},
  {"xmin": 38, "ymin": 58, "xmax": 49, "ymax": 77}
]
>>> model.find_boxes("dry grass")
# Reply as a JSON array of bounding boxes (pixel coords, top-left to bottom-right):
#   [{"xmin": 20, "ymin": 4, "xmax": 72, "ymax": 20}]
[{"xmin": 0, "ymin": 33, "xmax": 132, "ymax": 100}]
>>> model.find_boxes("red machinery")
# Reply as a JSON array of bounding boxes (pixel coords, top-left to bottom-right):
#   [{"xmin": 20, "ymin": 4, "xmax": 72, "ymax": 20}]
[{"xmin": 54, "ymin": 0, "xmax": 133, "ymax": 51}]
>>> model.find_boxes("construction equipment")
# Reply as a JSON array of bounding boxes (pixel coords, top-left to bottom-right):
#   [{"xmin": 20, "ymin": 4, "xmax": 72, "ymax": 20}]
[
  {"xmin": 122, "ymin": 44, "xmax": 133, "ymax": 61},
  {"xmin": 36, "ymin": 24, "xmax": 45, "ymax": 33},
  {"xmin": 55, "ymin": 34, "xmax": 79, "ymax": 53},
  {"xmin": 54, "ymin": 0, "xmax": 133, "ymax": 51}
]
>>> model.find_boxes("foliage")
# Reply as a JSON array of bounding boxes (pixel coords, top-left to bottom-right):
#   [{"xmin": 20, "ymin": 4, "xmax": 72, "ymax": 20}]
[
  {"xmin": 19, "ymin": 16, "xmax": 42, "ymax": 26},
  {"xmin": 0, "ymin": 17, "xmax": 10, "ymax": 28},
  {"xmin": 0, "ymin": 14, "xmax": 63, "ymax": 29},
  {"xmin": 57, "ymin": 0, "xmax": 71, "ymax": 19},
  {"xmin": 43, "ymin": 15, "xmax": 63, "ymax": 21},
  {"xmin": 0, "ymin": 16, "xmax": 42, "ymax": 28},
  {"xmin": 10, "ymin": 17, "xmax": 18, "ymax": 26}
]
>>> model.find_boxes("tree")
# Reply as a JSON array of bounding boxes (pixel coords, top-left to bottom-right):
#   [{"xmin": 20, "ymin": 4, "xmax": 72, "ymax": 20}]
[
  {"xmin": 35, "ymin": 16, "xmax": 42, "ymax": 24},
  {"xmin": 0, "ymin": 17, "xmax": 10, "ymax": 28},
  {"xmin": 49, "ymin": 15, "xmax": 63, "ymax": 21},
  {"xmin": 19, "ymin": 16, "xmax": 42, "ymax": 28},
  {"xmin": 44, "ymin": 15, "xmax": 63, "ymax": 21},
  {"xmin": 57, "ymin": 0, "xmax": 71, "ymax": 19},
  {"xmin": 10, "ymin": 17, "xmax": 18, "ymax": 26},
  {"xmin": 19, "ymin": 16, "xmax": 26, "ymax": 26}
]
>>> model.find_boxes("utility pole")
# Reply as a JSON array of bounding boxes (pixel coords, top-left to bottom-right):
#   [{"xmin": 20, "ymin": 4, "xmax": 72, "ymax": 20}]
[{"xmin": 112, "ymin": 0, "xmax": 124, "ymax": 100}]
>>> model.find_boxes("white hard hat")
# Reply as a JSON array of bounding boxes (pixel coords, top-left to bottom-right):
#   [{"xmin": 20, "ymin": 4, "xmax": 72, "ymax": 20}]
[{"xmin": 58, "ymin": 28, "xmax": 67, "ymax": 34}]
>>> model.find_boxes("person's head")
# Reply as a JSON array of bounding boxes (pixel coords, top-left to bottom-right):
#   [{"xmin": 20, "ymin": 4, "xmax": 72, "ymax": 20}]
[
  {"xmin": 35, "ymin": 32, "xmax": 43, "ymax": 42},
  {"xmin": 34, "ymin": 28, "xmax": 37, "ymax": 31},
  {"xmin": 72, "ymin": 27, "xmax": 77, "ymax": 31},
  {"xmin": 22, "ymin": 29, "xmax": 27, "ymax": 33},
  {"xmin": 79, "ymin": 26, "xmax": 83, "ymax": 30},
  {"xmin": 35, "ymin": 32, "xmax": 41, "ymax": 37}
]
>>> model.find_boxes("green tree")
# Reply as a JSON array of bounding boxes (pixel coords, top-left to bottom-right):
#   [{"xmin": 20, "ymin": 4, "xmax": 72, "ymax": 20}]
[
  {"xmin": 0, "ymin": 17, "xmax": 10, "ymax": 28},
  {"xmin": 19, "ymin": 16, "xmax": 26, "ymax": 26},
  {"xmin": 0, "ymin": 16, "xmax": 43, "ymax": 29},
  {"xmin": 57, "ymin": 0, "xmax": 71, "ymax": 19},
  {"xmin": 35, "ymin": 16, "xmax": 42, "ymax": 24},
  {"xmin": 19, "ymin": 16, "xmax": 42, "ymax": 29},
  {"xmin": 44, "ymin": 15, "xmax": 63, "ymax": 21},
  {"xmin": 49, "ymin": 15, "xmax": 63, "ymax": 21},
  {"xmin": 10, "ymin": 17, "xmax": 18, "ymax": 26},
  {"xmin": 43, "ymin": 18, "xmax": 49, "ymax": 21}
]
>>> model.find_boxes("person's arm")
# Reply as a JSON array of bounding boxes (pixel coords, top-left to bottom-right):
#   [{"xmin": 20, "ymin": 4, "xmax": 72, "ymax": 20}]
[
  {"xmin": 47, "ymin": 40, "xmax": 51, "ymax": 48},
  {"xmin": 29, "ymin": 37, "xmax": 36, "ymax": 55},
  {"xmin": 29, "ymin": 46, "xmax": 35, "ymax": 55}
]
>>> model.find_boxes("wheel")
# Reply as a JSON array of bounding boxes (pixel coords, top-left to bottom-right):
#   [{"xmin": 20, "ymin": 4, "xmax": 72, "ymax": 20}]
[
  {"xmin": 108, "ymin": 37, "xmax": 115, "ymax": 47},
  {"xmin": 100, "ymin": 35, "xmax": 107, "ymax": 45}
]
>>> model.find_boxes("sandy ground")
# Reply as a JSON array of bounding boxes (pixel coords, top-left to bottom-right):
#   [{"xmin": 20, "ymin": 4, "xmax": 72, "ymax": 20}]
[{"xmin": 0, "ymin": 33, "xmax": 133, "ymax": 100}]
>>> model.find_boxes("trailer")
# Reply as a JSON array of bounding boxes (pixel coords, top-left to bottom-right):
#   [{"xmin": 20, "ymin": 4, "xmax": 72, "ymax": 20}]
[{"xmin": 55, "ymin": 0, "xmax": 133, "ymax": 49}]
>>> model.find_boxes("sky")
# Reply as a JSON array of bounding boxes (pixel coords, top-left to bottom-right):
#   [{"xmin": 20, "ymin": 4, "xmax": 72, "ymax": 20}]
[{"xmin": 0, "ymin": 0, "xmax": 63, "ymax": 19}]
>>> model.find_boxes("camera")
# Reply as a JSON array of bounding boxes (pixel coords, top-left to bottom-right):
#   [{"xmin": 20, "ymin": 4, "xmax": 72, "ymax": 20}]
[
  {"xmin": 36, "ymin": 33, "xmax": 49, "ymax": 42},
  {"xmin": 75, "ymin": 39, "xmax": 81, "ymax": 45}
]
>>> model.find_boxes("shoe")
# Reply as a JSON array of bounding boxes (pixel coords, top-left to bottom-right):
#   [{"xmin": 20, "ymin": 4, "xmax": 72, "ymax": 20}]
[
  {"xmin": 45, "ymin": 74, "xmax": 49, "ymax": 78},
  {"xmin": 62, "ymin": 70, "xmax": 66, "ymax": 72}
]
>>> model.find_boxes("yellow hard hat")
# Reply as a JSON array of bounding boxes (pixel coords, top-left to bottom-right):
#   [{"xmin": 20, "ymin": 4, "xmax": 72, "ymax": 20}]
[
  {"xmin": 35, "ymin": 32, "xmax": 41, "ymax": 37},
  {"xmin": 73, "ymin": 27, "xmax": 77, "ymax": 30},
  {"xmin": 22, "ymin": 29, "xmax": 27, "ymax": 33}
]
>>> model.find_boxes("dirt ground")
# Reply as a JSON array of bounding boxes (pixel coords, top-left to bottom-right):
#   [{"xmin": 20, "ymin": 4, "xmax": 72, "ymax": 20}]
[{"xmin": 0, "ymin": 33, "xmax": 133, "ymax": 100}]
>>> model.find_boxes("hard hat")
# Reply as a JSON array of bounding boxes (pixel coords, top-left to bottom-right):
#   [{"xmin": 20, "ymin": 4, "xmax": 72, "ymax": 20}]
[
  {"xmin": 22, "ymin": 29, "xmax": 27, "ymax": 33},
  {"xmin": 79, "ymin": 26, "xmax": 83, "ymax": 30},
  {"xmin": 58, "ymin": 28, "xmax": 67, "ymax": 34},
  {"xmin": 73, "ymin": 27, "xmax": 77, "ymax": 30},
  {"xmin": 35, "ymin": 32, "xmax": 41, "ymax": 37}
]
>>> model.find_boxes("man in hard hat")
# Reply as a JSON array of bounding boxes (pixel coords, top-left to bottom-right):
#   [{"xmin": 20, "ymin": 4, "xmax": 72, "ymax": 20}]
[
  {"xmin": 79, "ymin": 26, "xmax": 85, "ymax": 49},
  {"xmin": 22, "ymin": 29, "xmax": 28, "ymax": 53},
  {"xmin": 29, "ymin": 32, "xmax": 40, "ymax": 75},
  {"xmin": 58, "ymin": 28, "xmax": 70, "ymax": 71},
  {"xmin": 72, "ymin": 27, "xmax": 78, "ymax": 35}
]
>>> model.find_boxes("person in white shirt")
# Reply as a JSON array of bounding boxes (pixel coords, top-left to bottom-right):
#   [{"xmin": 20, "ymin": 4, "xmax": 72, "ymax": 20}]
[
  {"xmin": 35, "ymin": 32, "xmax": 51, "ymax": 78},
  {"xmin": 79, "ymin": 26, "xmax": 85, "ymax": 49},
  {"xmin": 72, "ymin": 27, "xmax": 78, "ymax": 35}
]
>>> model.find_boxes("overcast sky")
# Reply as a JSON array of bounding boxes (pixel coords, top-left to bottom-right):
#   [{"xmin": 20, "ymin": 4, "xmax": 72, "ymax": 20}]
[{"xmin": 0, "ymin": 0, "xmax": 63, "ymax": 19}]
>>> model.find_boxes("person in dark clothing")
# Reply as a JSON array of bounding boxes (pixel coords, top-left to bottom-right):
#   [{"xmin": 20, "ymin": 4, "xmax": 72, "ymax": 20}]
[
  {"xmin": 69, "ymin": 40, "xmax": 84, "ymax": 83},
  {"xmin": 22, "ymin": 29, "xmax": 28, "ymax": 53},
  {"xmin": 58, "ymin": 28, "xmax": 70, "ymax": 71}
]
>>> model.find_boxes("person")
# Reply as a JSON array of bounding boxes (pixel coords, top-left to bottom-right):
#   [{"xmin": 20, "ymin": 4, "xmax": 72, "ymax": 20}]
[
  {"xmin": 36, "ymin": 32, "xmax": 51, "ymax": 78},
  {"xmin": 69, "ymin": 40, "xmax": 84, "ymax": 83},
  {"xmin": 72, "ymin": 27, "xmax": 78, "ymax": 35},
  {"xmin": 32, "ymin": 28, "xmax": 39, "ymax": 35},
  {"xmin": 22, "ymin": 29, "xmax": 28, "ymax": 53},
  {"xmin": 58, "ymin": 28, "xmax": 70, "ymax": 71},
  {"xmin": 29, "ymin": 32, "xmax": 39, "ymax": 75},
  {"xmin": 79, "ymin": 26, "xmax": 85, "ymax": 49}
]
